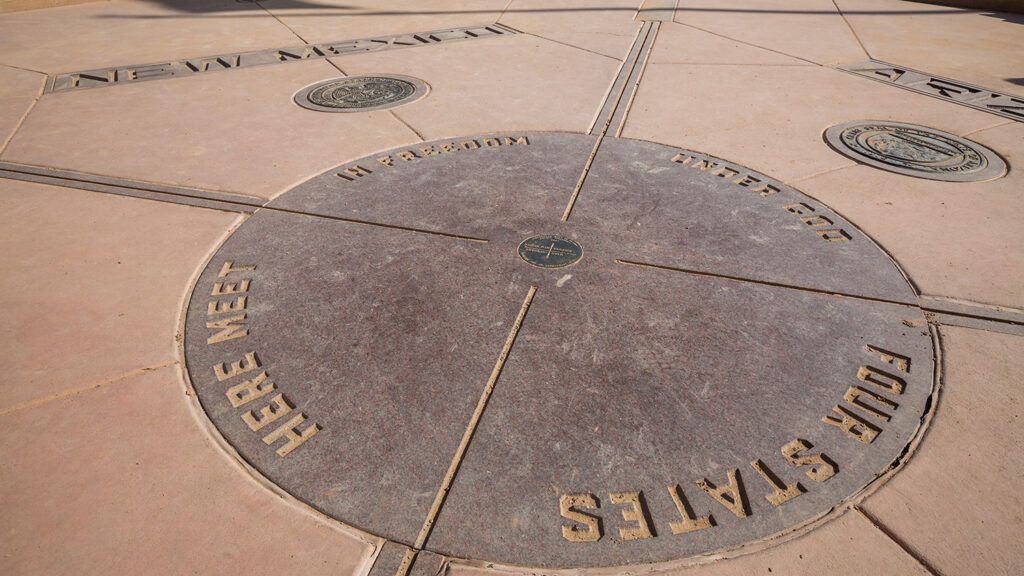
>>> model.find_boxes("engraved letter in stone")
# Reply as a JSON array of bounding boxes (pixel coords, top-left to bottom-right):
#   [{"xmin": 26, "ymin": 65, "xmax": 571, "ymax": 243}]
[
  {"xmin": 559, "ymin": 494, "xmax": 602, "ymax": 542},
  {"xmin": 696, "ymin": 469, "xmax": 749, "ymax": 518},
  {"xmin": 214, "ymin": 351, "xmax": 260, "ymax": 381},
  {"xmin": 857, "ymin": 365, "xmax": 906, "ymax": 394},
  {"xmin": 242, "ymin": 394, "xmax": 294, "ymax": 431},
  {"xmin": 212, "ymin": 279, "xmax": 250, "ymax": 296},
  {"xmin": 337, "ymin": 166, "xmax": 373, "ymax": 181},
  {"xmin": 219, "ymin": 261, "xmax": 256, "ymax": 278},
  {"xmin": 208, "ymin": 296, "xmax": 247, "ymax": 316},
  {"xmin": 844, "ymin": 386, "xmax": 898, "ymax": 421},
  {"xmin": 865, "ymin": 344, "xmax": 910, "ymax": 373},
  {"xmin": 608, "ymin": 492, "xmax": 654, "ymax": 541},
  {"xmin": 226, "ymin": 371, "xmax": 276, "ymax": 407},
  {"xmin": 822, "ymin": 405, "xmax": 880, "ymax": 444},
  {"xmin": 206, "ymin": 314, "xmax": 248, "ymax": 345},
  {"xmin": 750, "ymin": 459, "xmax": 805, "ymax": 506},
  {"xmin": 262, "ymin": 413, "xmax": 320, "ymax": 456},
  {"xmin": 781, "ymin": 439, "xmax": 837, "ymax": 483},
  {"xmin": 667, "ymin": 484, "xmax": 713, "ymax": 534}
]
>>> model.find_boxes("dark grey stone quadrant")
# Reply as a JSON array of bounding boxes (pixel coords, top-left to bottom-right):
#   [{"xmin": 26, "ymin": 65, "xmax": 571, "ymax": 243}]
[{"xmin": 183, "ymin": 132, "xmax": 935, "ymax": 569}]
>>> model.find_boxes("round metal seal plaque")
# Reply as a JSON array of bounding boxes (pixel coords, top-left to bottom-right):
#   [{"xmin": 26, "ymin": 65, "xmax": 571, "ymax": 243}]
[
  {"xmin": 294, "ymin": 74, "xmax": 428, "ymax": 113},
  {"xmin": 519, "ymin": 235, "xmax": 583, "ymax": 268},
  {"xmin": 825, "ymin": 120, "xmax": 1006, "ymax": 181},
  {"xmin": 183, "ymin": 133, "xmax": 936, "ymax": 569}
]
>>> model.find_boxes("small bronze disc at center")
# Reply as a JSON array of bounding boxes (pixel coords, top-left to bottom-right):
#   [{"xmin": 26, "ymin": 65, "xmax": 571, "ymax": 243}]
[{"xmin": 518, "ymin": 235, "xmax": 583, "ymax": 268}]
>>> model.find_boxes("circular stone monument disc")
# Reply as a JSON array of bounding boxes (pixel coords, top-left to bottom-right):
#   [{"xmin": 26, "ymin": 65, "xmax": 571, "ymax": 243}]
[
  {"xmin": 184, "ymin": 133, "xmax": 935, "ymax": 569},
  {"xmin": 293, "ymin": 74, "xmax": 428, "ymax": 112},
  {"xmin": 824, "ymin": 120, "xmax": 1007, "ymax": 181}
]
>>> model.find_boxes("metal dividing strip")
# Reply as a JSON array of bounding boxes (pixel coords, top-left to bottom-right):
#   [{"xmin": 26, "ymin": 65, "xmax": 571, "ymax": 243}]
[
  {"xmin": 838, "ymin": 60, "xmax": 1024, "ymax": 123},
  {"xmin": 609, "ymin": 21, "xmax": 661, "ymax": 137},
  {"xmin": 636, "ymin": 0, "xmax": 678, "ymax": 22},
  {"xmin": 45, "ymin": 24, "xmax": 518, "ymax": 93},
  {"xmin": 588, "ymin": 21, "xmax": 653, "ymax": 136},
  {"xmin": 0, "ymin": 162, "xmax": 261, "ymax": 213}
]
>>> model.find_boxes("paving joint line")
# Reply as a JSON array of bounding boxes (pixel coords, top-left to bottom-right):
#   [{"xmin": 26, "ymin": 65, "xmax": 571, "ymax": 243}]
[
  {"xmin": 518, "ymin": 30, "xmax": 625, "ymax": 62},
  {"xmin": 667, "ymin": 19, "xmax": 820, "ymax": 67},
  {"xmin": 854, "ymin": 507, "xmax": 942, "ymax": 576},
  {"xmin": 396, "ymin": 286, "xmax": 538, "ymax": 576},
  {"xmin": 0, "ymin": 360, "xmax": 179, "ymax": 417},
  {"xmin": 830, "ymin": 0, "xmax": 872, "ymax": 60},
  {"xmin": 615, "ymin": 258, "xmax": 920, "ymax": 308}
]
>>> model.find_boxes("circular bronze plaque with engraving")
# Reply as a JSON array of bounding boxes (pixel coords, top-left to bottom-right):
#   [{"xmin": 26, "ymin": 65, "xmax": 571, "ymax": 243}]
[
  {"xmin": 183, "ymin": 133, "xmax": 936, "ymax": 569},
  {"xmin": 294, "ymin": 74, "xmax": 428, "ymax": 113},
  {"xmin": 518, "ymin": 235, "xmax": 583, "ymax": 268},
  {"xmin": 824, "ymin": 120, "xmax": 1006, "ymax": 181}
]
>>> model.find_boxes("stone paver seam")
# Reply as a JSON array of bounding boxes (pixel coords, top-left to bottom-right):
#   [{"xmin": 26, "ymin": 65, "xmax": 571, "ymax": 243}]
[
  {"xmin": 613, "ymin": 259, "xmax": 919, "ymax": 308},
  {"xmin": 960, "ymin": 119, "xmax": 1015, "ymax": 138},
  {"xmin": 0, "ymin": 73, "xmax": 44, "ymax": 156},
  {"xmin": 854, "ymin": 507, "xmax": 942, "ymax": 576},
  {"xmin": 829, "ymin": 0, "xmax": 872, "ymax": 61},
  {"xmin": 397, "ymin": 286, "xmax": 538, "ymax": 576},
  {"xmin": 517, "ymin": 30, "xmax": 628, "ymax": 62},
  {"xmin": 667, "ymin": 19, "xmax": 820, "ymax": 67},
  {"xmin": 784, "ymin": 162, "xmax": 861, "ymax": 186},
  {"xmin": 0, "ymin": 360, "xmax": 178, "ymax": 418}
]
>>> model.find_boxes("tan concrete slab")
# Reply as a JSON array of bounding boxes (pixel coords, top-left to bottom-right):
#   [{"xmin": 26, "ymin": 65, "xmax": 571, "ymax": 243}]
[
  {"xmin": 674, "ymin": 0, "xmax": 868, "ymax": 65},
  {"xmin": 263, "ymin": 0, "xmax": 509, "ymax": 45},
  {"xmin": 503, "ymin": 0, "xmax": 642, "ymax": 35},
  {"xmin": 860, "ymin": 325, "xmax": 1024, "ymax": 576},
  {"xmin": 501, "ymin": 0, "xmax": 642, "ymax": 60},
  {"xmin": 0, "ymin": 364, "xmax": 375, "ymax": 575},
  {"xmin": 620, "ymin": 63, "xmax": 1007, "ymax": 183},
  {"xmin": 836, "ymin": 0, "xmax": 1024, "ymax": 96},
  {"xmin": 331, "ymin": 35, "xmax": 623, "ymax": 139},
  {"xmin": 796, "ymin": 122, "xmax": 1024, "ymax": 309},
  {"xmin": 448, "ymin": 512, "xmax": 929, "ymax": 575},
  {"xmin": 0, "ymin": 179, "xmax": 238, "ymax": 413},
  {"xmin": 0, "ymin": 59, "xmax": 419, "ymax": 199},
  {"xmin": 0, "ymin": 0, "xmax": 299, "ymax": 74},
  {"xmin": 0, "ymin": 64, "xmax": 43, "ymax": 151},
  {"xmin": 650, "ymin": 21, "xmax": 812, "ymax": 65}
]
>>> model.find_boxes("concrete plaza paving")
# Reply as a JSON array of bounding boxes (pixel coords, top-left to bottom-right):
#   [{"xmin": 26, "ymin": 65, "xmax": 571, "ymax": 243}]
[{"xmin": 1, "ymin": 1, "xmax": 1022, "ymax": 575}]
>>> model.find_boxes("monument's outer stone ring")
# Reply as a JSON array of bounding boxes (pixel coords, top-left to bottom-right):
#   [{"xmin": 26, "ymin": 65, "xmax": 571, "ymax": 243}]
[
  {"xmin": 824, "ymin": 120, "xmax": 1007, "ymax": 182},
  {"xmin": 183, "ymin": 133, "xmax": 936, "ymax": 569},
  {"xmin": 293, "ymin": 74, "xmax": 429, "ymax": 113}
]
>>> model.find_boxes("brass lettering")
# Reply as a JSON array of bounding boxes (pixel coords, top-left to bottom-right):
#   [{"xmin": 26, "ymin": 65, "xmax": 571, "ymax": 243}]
[
  {"xmin": 377, "ymin": 155, "xmax": 394, "ymax": 167},
  {"xmin": 696, "ymin": 469, "xmax": 749, "ymax": 518},
  {"xmin": 857, "ymin": 365, "xmax": 906, "ymax": 394},
  {"xmin": 801, "ymin": 215, "xmax": 833, "ymax": 227},
  {"xmin": 214, "ymin": 351, "xmax": 260, "ymax": 382},
  {"xmin": 785, "ymin": 202, "xmax": 814, "ymax": 215},
  {"xmin": 398, "ymin": 151, "xmax": 419, "ymax": 161},
  {"xmin": 206, "ymin": 314, "xmax": 248, "ymax": 345},
  {"xmin": 504, "ymin": 136, "xmax": 529, "ymax": 146},
  {"xmin": 608, "ymin": 492, "xmax": 653, "ymax": 541},
  {"xmin": 865, "ymin": 344, "xmax": 910, "ymax": 373},
  {"xmin": 242, "ymin": 394, "xmax": 293, "ymax": 431},
  {"xmin": 207, "ymin": 296, "xmax": 247, "ymax": 316},
  {"xmin": 482, "ymin": 137, "xmax": 501, "ymax": 147},
  {"xmin": 211, "ymin": 280, "xmax": 250, "ymax": 296},
  {"xmin": 667, "ymin": 484, "xmax": 713, "ymax": 534},
  {"xmin": 816, "ymin": 229, "xmax": 851, "ymax": 242},
  {"xmin": 822, "ymin": 405, "xmax": 880, "ymax": 444},
  {"xmin": 460, "ymin": 140, "xmax": 481, "ymax": 150},
  {"xmin": 226, "ymin": 371, "xmax": 276, "ymax": 407},
  {"xmin": 781, "ymin": 439, "xmax": 836, "ymax": 482},
  {"xmin": 671, "ymin": 153, "xmax": 695, "ymax": 165},
  {"xmin": 844, "ymin": 386, "xmax": 898, "ymax": 421},
  {"xmin": 262, "ymin": 413, "xmax": 320, "ymax": 456},
  {"xmin": 337, "ymin": 165, "xmax": 372, "ymax": 181},
  {"xmin": 750, "ymin": 459, "xmax": 805, "ymax": 506},
  {"xmin": 218, "ymin": 261, "xmax": 256, "ymax": 278},
  {"xmin": 559, "ymin": 494, "xmax": 602, "ymax": 542}
]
